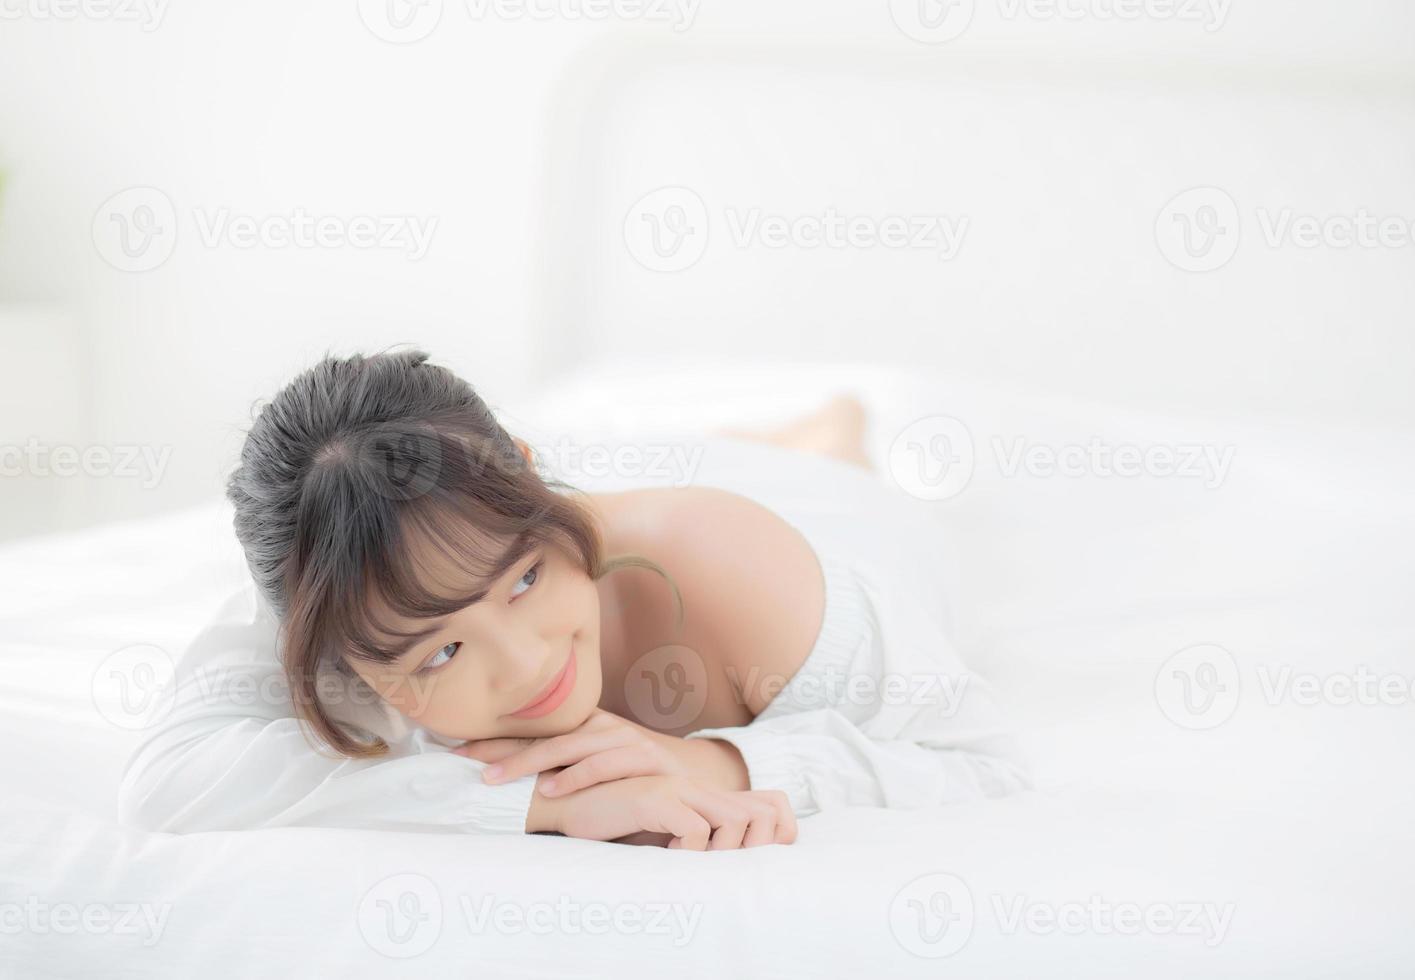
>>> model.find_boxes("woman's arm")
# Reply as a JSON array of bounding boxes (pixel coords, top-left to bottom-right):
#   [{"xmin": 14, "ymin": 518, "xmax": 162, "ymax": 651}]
[
  {"xmin": 681, "ymin": 706, "xmax": 1031, "ymax": 817},
  {"xmin": 679, "ymin": 527, "xmax": 1033, "ymax": 818},
  {"xmin": 115, "ymin": 585, "xmax": 539, "ymax": 834}
]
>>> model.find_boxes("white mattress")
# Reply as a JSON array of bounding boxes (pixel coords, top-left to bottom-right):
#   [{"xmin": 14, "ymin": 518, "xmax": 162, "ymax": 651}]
[{"xmin": 3, "ymin": 363, "xmax": 1412, "ymax": 977}]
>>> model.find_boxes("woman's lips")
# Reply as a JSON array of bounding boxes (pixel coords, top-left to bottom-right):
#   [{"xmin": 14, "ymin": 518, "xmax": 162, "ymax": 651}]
[{"xmin": 507, "ymin": 645, "xmax": 577, "ymax": 719}]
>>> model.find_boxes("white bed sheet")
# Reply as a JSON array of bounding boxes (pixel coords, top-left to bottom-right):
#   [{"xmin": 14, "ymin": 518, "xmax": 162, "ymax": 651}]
[{"xmin": 3, "ymin": 364, "xmax": 1412, "ymax": 978}]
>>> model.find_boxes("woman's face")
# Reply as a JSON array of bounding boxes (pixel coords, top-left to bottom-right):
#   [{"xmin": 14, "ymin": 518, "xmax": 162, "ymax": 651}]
[{"xmin": 344, "ymin": 529, "xmax": 605, "ymax": 742}]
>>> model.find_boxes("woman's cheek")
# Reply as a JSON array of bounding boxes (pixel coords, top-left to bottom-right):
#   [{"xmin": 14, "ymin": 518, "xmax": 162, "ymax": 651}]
[
  {"xmin": 391, "ymin": 667, "xmax": 461, "ymax": 726},
  {"xmin": 397, "ymin": 673, "xmax": 441, "ymax": 725},
  {"xmin": 420, "ymin": 670, "xmax": 507, "ymax": 739}
]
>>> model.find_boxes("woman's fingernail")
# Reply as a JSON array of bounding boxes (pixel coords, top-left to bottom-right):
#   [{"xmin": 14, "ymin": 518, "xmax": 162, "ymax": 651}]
[
  {"xmin": 483, "ymin": 765, "xmax": 502, "ymax": 782},
  {"xmin": 540, "ymin": 778, "xmax": 557, "ymax": 795}
]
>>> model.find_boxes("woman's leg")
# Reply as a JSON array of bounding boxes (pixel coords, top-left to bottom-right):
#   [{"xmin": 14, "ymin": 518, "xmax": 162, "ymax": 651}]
[{"xmin": 714, "ymin": 395, "xmax": 874, "ymax": 471}]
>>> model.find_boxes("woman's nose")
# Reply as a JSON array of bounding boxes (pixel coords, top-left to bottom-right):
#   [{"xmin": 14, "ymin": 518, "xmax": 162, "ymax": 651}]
[{"xmin": 488, "ymin": 636, "xmax": 555, "ymax": 693}]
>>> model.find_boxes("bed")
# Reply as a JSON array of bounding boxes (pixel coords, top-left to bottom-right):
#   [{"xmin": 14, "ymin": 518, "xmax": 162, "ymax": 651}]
[
  {"xmin": 7, "ymin": 11, "xmax": 1414, "ymax": 972},
  {"xmin": 3, "ymin": 360, "xmax": 1412, "ymax": 978}
]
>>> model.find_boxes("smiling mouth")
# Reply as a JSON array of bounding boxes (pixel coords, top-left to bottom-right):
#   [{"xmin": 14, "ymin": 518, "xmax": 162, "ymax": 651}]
[{"xmin": 506, "ymin": 644, "xmax": 577, "ymax": 719}]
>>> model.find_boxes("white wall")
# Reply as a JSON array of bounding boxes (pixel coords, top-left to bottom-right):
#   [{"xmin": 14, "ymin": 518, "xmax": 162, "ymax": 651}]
[{"xmin": 0, "ymin": 0, "xmax": 1410, "ymax": 540}]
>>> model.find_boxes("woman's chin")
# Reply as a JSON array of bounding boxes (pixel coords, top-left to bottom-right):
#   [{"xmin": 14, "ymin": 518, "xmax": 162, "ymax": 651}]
[{"xmin": 532, "ymin": 717, "xmax": 585, "ymax": 738}]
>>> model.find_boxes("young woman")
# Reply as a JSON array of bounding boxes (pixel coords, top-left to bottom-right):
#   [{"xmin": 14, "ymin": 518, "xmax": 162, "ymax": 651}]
[{"xmin": 117, "ymin": 349, "xmax": 1030, "ymax": 849}]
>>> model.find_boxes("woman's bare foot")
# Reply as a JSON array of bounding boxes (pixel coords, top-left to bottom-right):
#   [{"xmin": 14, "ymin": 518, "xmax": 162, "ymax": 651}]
[{"xmin": 716, "ymin": 395, "xmax": 874, "ymax": 471}]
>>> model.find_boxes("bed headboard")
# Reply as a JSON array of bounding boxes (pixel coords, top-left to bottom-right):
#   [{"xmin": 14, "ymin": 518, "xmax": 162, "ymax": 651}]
[{"xmin": 529, "ymin": 29, "xmax": 1415, "ymax": 429}]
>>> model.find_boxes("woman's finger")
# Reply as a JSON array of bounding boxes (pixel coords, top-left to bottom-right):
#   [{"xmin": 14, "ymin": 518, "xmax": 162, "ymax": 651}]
[
  {"xmin": 480, "ymin": 730, "xmax": 626, "ymax": 784},
  {"xmin": 758, "ymin": 791, "xmax": 798, "ymax": 844},
  {"xmin": 739, "ymin": 799, "xmax": 779, "ymax": 848},
  {"xmin": 680, "ymin": 788, "xmax": 757, "ymax": 851},
  {"xmin": 538, "ymin": 745, "xmax": 658, "ymax": 797},
  {"xmin": 659, "ymin": 800, "xmax": 710, "ymax": 851},
  {"xmin": 706, "ymin": 804, "xmax": 750, "ymax": 851}
]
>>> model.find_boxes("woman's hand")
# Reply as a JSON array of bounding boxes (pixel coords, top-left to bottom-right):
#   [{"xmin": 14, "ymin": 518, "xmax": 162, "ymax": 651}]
[
  {"xmin": 527, "ymin": 772, "xmax": 797, "ymax": 850},
  {"xmin": 454, "ymin": 708, "xmax": 750, "ymax": 796}
]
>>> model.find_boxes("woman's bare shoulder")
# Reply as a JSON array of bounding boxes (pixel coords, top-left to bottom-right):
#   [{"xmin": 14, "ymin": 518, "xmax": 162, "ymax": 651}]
[{"xmin": 594, "ymin": 486, "xmax": 827, "ymax": 715}]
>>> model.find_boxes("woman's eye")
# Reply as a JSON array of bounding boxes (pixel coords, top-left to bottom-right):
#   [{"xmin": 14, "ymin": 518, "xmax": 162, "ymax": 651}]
[
  {"xmin": 510, "ymin": 560, "xmax": 543, "ymax": 599},
  {"xmin": 422, "ymin": 642, "xmax": 460, "ymax": 672}
]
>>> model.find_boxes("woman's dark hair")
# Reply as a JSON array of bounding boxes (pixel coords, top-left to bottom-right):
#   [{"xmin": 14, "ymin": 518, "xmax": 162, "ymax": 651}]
[{"xmin": 226, "ymin": 347, "xmax": 680, "ymax": 758}]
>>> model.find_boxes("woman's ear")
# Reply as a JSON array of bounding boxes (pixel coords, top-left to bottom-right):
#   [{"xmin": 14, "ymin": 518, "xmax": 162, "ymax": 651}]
[{"xmin": 513, "ymin": 437, "xmax": 534, "ymax": 468}]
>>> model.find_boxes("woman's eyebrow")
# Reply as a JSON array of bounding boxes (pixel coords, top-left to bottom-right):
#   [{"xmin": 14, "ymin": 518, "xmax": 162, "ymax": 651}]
[{"xmin": 391, "ymin": 620, "xmax": 451, "ymax": 662}]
